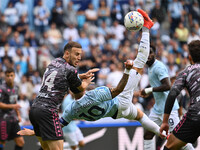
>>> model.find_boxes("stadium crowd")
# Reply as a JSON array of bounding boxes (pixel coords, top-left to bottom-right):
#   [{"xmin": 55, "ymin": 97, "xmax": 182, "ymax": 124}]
[{"xmin": 0, "ymin": 0, "xmax": 200, "ymax": 125}]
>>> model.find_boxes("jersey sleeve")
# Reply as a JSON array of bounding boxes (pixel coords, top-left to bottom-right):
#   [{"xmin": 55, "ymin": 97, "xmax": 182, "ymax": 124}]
[
  {"xmin": 171, "ymin": 69, "xmax": 187, "ymax": 93},
  {"xmin": 164, "ymin": 69, "xmax": 187, "ymax": 114},
  {"xmin": 94, "ymin": 86, "xmax": 113, "ymax": 102},
  {"xmin": 67, "ymin": 68, "xmax": 82, "ymax": 93},
  {"xmin": 155, "ymin": 65, "xmax": 169, "ymax": 81},
  {"xmin": 0, "ymin": 87, "xmax": 4, "ymax": 102}
]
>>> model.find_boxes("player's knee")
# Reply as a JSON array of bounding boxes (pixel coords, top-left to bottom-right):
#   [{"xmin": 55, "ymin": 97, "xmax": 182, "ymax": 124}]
[
  {"xmin": 15, "ymin": 137, "xmax": 25, "ymax": 147},
  {"xmin": 71, "ymin": 145, "xmax": 78, "ymax": 150},
  {"xmin": 79, "ymin": 141, "xmax": 85, "ymax": 147}
]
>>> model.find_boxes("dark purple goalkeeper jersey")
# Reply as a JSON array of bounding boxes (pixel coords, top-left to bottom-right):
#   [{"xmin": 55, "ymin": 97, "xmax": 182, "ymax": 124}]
[
  {"xmin": 0, "ymin": 82, "xmax": 19, "ymax": 121},
  {"xmin": 171, "ymin": 63, "xmax": 200, "ymax": 121},
  {"xmin": 32, "ymin": 57, "xmax": 82, "ymax": 110}
]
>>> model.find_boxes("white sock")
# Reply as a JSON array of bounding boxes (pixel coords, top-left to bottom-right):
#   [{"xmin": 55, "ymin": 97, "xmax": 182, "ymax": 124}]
[
  {"xmin": 182, "ymin": 143, "xmax": 194, "ymax": 150},
  {"xmin": 144, "ymin": 139, "xmax": 156, "ymax": 150},
  {"xmin": 138, "ymin": 114, "xmax": 160, "ymax": 136},
  {"xmin": 133, "ymin": 32, "xmax": 150, "ymax": 68}
]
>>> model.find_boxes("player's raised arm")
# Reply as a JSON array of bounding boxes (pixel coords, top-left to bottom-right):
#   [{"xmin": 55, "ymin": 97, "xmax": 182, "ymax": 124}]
[{"xmin": 110, "ymin": 60, "xmax": 133, "ymax": 98}]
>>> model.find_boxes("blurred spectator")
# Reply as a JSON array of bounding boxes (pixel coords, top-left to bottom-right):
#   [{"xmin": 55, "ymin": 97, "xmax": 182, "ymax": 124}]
[
  {"xmin": 174, "ymin": 22, "xmax": 189, "ymax": 46},
  {"xmin": 16, "ymin": 15, "xmax": 29, "ymax": 36},
  {"xmin": 97, "ymin": 0, "xmax": 111, "ymax": 26},
  {"xmin": 111, "ymin": 0, "xmax": 122, "ymax": 23},
  {"xmin": 13, "ymin": 48, "xmax": 28, "ymax": 75},
  {"xmin": 150, "ymin": 18, "xmax": 160, "ymax": 42},
  {"xmin": 14, "ymin": 64, "xmax": 23, "ymax": 84},
  {"xmin": 194, "ymin": 22, "xmax": 200, "ymax": 36},
  {"xmin": 31, "ymin": 70, "xmax": 42, "ymax": 85},
  {"xmin": 63, "ymin": 23, "xmax": 79, "ymax": 42},
  {"xmin": 108, "ymin": 34, "xmax": 120, "ymax": 51},
  {"xmin": 63, "ymin": 1, "xmax": 77, "ymax": 26},
  {"xmin": 97, "ymin": 61, "xmax": 110, "ymax": 86},
  {"xmin": 4, "ymin": 2, "xmax": 19, "ymax": 27},
  {"xmin": 19, "ymin": 75, "xmax": 33, "ymax": 100},
  {"xmin": 168, "ymin": 0, "xmax": 184, "ymax": 33},
  {"xmin": 110, "ymin": 20, "xmax": 126, "ymax": 41},
  {"xmin": 0, "ymin": 15, "xmax": 12, "ymax": 46},
  {"xmin": 85, "ymin": 3, "xmax": 98, "ymax": 25},
  {"xmin": 77, "ymin": 31, "xmax": 90, "ymax": 57},
  {"xmin": 15, "ymin": 0, "xmax": 28, "ymax": 19},
  {"xmin": 26, "ymin": 31, "xmax": 39, "ymax": 47},
  {"xmin": 39, "ymin": 32, "xmax": 51, "ymax": 46},
  {"xmin": 76, "ymin": 9, "xmax": 86, "ymax": 29},
  {"xmin": 47, "ymin": 23, "xmax": 62, "ymax": 45},
  {"xmin": 150, "ymin": 0, "xmax": 166, "ymax": 24},
  {"xmin": 18, "ymin": 93, "xmax": 30, "ymax": 126},
  {"xmin": 168, "ymin": 40, "xmax": 183, "ymax": 55},
  {"xmin": 97, "ymin": 21, "xmax": 111, "ymax": 38},
  {"xmin": 122, "ymin": 0, "xmax": 138, "ymax": 17},
  {"xmin": 187, "ymin": 28, "xmax": 200, "ymax": 44},
  {"xmin": 34, "ymin": 0, "xmax": 50, "ymax": 36},
  {"xmin": 106, "ymin": 62, "xmax": 123, "ymax": 88},
  {"xmin": 8, "ymin": 31, "xmax": 24, "ymax": 47},
  {"xmin": 188, "ymin": 0, "xmax": 200, "ymax": 25},
  {"xmin": 51, "ymin": 0, "xmax": 64, "ymax": 28}
]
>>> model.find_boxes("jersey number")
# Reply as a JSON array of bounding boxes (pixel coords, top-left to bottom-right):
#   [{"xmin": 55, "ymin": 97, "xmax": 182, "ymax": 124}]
[
  {"xmin": 79, "ymin": 106, "xmax": 105, "ymax": 121},
  {"xmin": 42, "ymin": 69, "xmax": 58, "ymax": 91}
]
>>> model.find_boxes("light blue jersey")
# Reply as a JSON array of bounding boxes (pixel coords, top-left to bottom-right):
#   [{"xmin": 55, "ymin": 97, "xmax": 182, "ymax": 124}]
[
  {"xmin": 148, "ymin": 60, "xmax": 179, "ymax": 114},
  {"xmin": 62, "ymin": 86, "xmax": 119, "ymax": 123},
  {"xmin": 62, "ymin": 94, "xmax": 78, "ymax": 133}
]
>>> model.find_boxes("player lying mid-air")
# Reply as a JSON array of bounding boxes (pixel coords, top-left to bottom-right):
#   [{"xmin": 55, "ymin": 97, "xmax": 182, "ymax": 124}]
[{"xmin": 18, "ymin": 9, "xmax": 166, "ymax": 140}]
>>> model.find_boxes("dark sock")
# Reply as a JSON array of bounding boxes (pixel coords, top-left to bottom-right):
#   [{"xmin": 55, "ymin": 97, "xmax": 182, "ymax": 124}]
[
  {"xmin": 0, "ymin": 144, "xmax": 3, "ymax": 150},
  {"xmin": 164, "ymin": 146, "xmax": 170, "ymax": 150},
  {"xmin": 15, "ymin": 145, "xmax": 23, "ymax": 150}
]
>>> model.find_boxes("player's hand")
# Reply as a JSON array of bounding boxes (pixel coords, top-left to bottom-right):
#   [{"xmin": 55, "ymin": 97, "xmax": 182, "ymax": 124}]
[
  {"xmin": 17, "ymin": 128, "xmax": 35, "ymax": 136},
  {"xmin": 160, "ymin": 123, "xmax": 169, "ymax": 137},
  {"xmin": 139, "ymin": 89, "xmax": 150, "ymax": 98},
  {"xmin": 79, "ymin": 68, "xmax": 100, "ymax": 79},
  {"xmin": 124, "ymin": 60, "xmax": 133, "ymax": 70},
  {"xmin": 12, "ymin": 104, "xmax": 21, "ymax": 110},
  {"xmin": 82, "ymin": 76, "xmax": 95, "ymax": 86}
]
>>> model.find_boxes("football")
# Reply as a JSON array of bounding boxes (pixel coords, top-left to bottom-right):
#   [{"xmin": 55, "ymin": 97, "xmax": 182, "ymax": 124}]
[{"xmin": 124, "ymin": 11, "xmax": 144, "ymax": 32}]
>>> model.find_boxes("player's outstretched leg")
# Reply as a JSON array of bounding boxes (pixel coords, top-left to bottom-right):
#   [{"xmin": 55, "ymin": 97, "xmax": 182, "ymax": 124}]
[{"xmin": 133, "ymin": 9, "xmax": 154, "ymax": 69}]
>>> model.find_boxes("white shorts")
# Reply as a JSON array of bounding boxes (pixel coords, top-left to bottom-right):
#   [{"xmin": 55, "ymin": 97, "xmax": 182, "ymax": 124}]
[
  {"xmin": 63, "ymin": 127, "xmax": 84, "ymax": 146},
  {"xmin": 149, "ymin": 110, "xmax": 180, "ymax": 132},
  {"xmin": 118, "ymin": 69, "xmax": 141, "ymax": 105},
  {"xmin": 116, "ymin": 69, "xmax": 141, "ymax": 120}
]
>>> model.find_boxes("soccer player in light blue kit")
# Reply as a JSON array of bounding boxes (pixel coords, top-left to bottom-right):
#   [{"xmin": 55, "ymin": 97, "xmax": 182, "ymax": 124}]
[
  {"xmin": 62, "ymin": 93, "xmax": 84, "ymax": 150},
  {"xmin": 59, "ymin": 9, "xmax": 165, "ymax": 138},
  {"xmin": 140, "ymin": 46, "xmax": 194, "ymax": 150}
]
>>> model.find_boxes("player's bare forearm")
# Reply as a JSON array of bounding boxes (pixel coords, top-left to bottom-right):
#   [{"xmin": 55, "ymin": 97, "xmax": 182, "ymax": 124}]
[
  {"xmin": 153, "ymin": 77, "xmax": 171, "ymax": 92},
  {"xmin": 110, "ymin": 74, "xmax": 129, "ymax": 98},
  {"xmin": 110, "ymin": 60, "xmax": 133, "ymax": 98},
  {"xmin": 0, "ymin": 102, "xmax": 21, "ymax": 110}
]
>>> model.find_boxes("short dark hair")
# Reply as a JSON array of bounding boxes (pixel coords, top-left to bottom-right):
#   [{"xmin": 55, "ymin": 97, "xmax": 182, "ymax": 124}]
[
  {"xmin": 150, "ymin": 45, "xmax": 156, "ymax": 53},
  {"xmin": 188, "ymin": 40, "xmax": 200, "ymax": 63},
  {"xmin": 5, "ymin": 68, "xmax": 15, "ymax": 74},
  {"xmin": 63, "ymin": 41, "xmax": 82, "ymax": 52}
]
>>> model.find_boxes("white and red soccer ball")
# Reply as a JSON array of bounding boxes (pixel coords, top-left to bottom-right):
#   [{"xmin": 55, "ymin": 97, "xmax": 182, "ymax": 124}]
[{"xmin": 124, "ymin": 11, "xmax": 144, "ymax": 32}]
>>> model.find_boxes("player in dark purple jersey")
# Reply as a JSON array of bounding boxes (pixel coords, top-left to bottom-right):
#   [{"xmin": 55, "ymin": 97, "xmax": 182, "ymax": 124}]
[
  {"xmin": 160, "ymin": 40, "xmax": 200, "ymax": 150},
  {"xmin": 0, "ymin": 68, "xmax": 24, "ymax": 150},
  {"xmin": 29, "ymin": 41, "xmax": 97, "ymax": 150}
]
